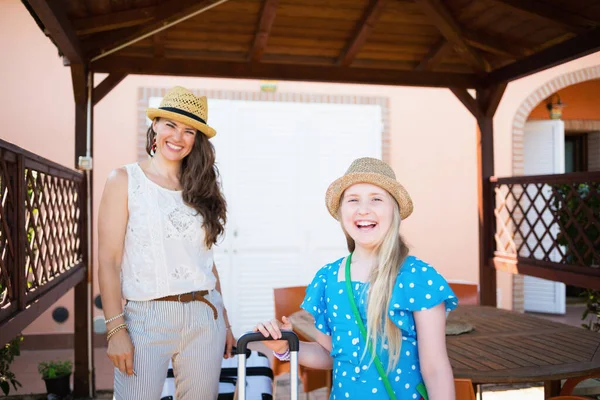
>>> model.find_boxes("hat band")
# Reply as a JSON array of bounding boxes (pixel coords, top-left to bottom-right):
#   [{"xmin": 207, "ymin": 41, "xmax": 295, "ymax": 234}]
[{"xmin": 159, "ymin": 107, "xmax": 207, "ymax": 125}]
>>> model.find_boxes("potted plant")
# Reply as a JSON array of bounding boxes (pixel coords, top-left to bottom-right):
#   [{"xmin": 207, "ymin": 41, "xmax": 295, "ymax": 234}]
[
  {"xmin": 38, "ymin": 360, "xmax": 72, "ymax": 398},
  {"xmin": 0, "ymin": 334, "xmax": 23, "ymax": 396}
]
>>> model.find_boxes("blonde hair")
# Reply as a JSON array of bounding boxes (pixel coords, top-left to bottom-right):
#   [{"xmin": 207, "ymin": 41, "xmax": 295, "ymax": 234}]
[{"xmin": 341, "ymin": 199, "xmax": 409, "ymax": 372}]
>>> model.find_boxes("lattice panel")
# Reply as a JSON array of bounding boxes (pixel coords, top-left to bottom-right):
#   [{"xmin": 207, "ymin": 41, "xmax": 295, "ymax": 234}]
[
  {"xmin": 495, "ymin": 178, "xmax": 600, "ymax": 267},
  {"xmin": 24, "ymin": 169, "xmax": 81, "ymax": 294},
  {"xmin": 0, "ymin": 150, "xmax": 15, "ymax": 310}
]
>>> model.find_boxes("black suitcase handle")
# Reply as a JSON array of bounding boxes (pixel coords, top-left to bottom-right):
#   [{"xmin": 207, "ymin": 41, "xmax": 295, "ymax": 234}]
[{"xmin": 236, "ymin": 331, "xmax": 299, "ymax": 354}]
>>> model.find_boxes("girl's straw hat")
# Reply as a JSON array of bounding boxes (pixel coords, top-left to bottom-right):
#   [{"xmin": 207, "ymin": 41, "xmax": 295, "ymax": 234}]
[
  {"xmin": 325, "ymin": 157, "xmax": 413, "ymax": 220},
  {"xmin": 147, "ymin": 86, "xmax": 216, "ymax": 138}
]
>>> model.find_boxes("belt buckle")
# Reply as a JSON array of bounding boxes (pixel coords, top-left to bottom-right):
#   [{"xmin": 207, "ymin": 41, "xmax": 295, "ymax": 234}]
[{"xmin": 177, "ymin": 293, "xmax": 183, "ymax": 302}]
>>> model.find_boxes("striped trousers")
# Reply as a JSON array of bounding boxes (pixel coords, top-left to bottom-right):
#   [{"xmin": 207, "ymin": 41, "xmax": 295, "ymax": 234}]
[{"xmin": 113, "ymin": 290, "xmax": 226, "ymax": 400}]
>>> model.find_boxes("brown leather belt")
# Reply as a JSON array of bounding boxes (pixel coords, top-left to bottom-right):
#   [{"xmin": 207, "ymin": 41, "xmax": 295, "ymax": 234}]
[{"xmin": 153, "ymin": 290, "xmax": 218, "ymax": 320}]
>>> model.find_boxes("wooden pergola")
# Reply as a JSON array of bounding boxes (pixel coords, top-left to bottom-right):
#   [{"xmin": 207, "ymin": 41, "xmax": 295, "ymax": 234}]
[{"xmin": 17, "ymin": 0, "xmax": 600, "ymax": 397}]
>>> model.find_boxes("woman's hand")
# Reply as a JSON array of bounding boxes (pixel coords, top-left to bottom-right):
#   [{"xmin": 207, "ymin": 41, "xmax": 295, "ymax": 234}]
[
  {"xmin": 224, "ymin": 328, "xmax": 236, "ymax": 359},
  {"xmin": 253, "ymin": 316, "xmax": 293, "ymax": 353},
  {"xmin": 107, "ymin": 330, "xmax": 135, "ymax": 375}
]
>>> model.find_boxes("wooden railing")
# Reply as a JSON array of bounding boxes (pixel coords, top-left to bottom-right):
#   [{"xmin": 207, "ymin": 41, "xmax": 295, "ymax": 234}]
[
  {"xmin": 492, "ymin": 172, "xmax": 600, "ymax": 288},
  {"xmin": 0, "ymin": 139, "xmax": 86, "ymax": 345}
]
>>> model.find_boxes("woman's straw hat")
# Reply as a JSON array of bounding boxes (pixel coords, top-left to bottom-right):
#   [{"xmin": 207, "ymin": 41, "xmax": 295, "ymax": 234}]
[
  {"xmin": 325, "ymin": 157, "xmax": 413, "ymax": 220},
  {"xmin": 147, "ymin": 86, "xmax": 216, "ymax": 138}
]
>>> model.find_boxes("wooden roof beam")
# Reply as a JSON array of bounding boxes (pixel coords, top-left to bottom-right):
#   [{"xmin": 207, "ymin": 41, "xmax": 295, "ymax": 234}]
[
  {"xmin": 72, "ymin": 6, "xmax": 156, "ymax": 35},
  {"xmin": 93, "ymin": 55, "xmax": 478, "ymax": 88},
  {"xmin": 249, "ymin": 0, "xmax": 278, "ymax": 62},
  {"xmin": 483, "ymin": 28, "xmax": 600, "ymax": 85},
  {"xmin": 26, "ymin": 0, "xmax": 85, "ymax": 63},
  {"xmin": 88, "ymin": 0, "xmax": 229, "ymax": 61},
  {"xmin": 414, "ymin": 0, "xmax": 489, "ymax": 73},
  {"xmin": 488, "ymin": 0, "xmax": 599, "ymax": 34},
  {"xmin": 337, "ymin": 0, "xmax": 388, "ymax": 66},
  {"xmin": 93, "ymin": 73, "xmax": 128, "ymax": 106},
  {"xmin": 414, "ymin": 38, "xmax": 453, "ymax": 71},
  {"xmin": 463, "ymin": 31, "xmax": 530, "ymax": 59}
]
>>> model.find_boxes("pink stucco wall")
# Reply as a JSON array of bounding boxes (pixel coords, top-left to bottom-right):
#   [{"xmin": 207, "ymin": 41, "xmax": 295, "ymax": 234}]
[{"xmin": 2, "ymin": 0, "xmax": 599, "ymax": 334}]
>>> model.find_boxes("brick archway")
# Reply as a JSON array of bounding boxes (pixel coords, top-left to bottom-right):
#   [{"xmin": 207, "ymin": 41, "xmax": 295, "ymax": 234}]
[{"xmin": 510, "ymin": 65, "xmax": 600, "ymax": 312}]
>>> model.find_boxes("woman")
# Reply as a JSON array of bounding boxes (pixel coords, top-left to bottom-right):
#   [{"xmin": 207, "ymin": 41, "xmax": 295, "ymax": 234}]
[
  {"xmin": 98, "ymin": 86, "xmax": 234, "ymax": 399},
  {"xmin": 255, "ymin": 157, "xmax": 457, "ymax": 399}
]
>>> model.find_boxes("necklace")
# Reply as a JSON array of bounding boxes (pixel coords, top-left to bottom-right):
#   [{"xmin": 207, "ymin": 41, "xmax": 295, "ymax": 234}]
[{"xmin": 149, "ymin": 160, "xmax": 181, "ymax": 191}]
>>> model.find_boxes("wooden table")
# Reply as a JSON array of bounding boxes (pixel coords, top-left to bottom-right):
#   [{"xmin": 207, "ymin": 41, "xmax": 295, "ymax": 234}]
[{"xmin": 290, "ymin": 306, "xmax": 600, "ymax": 398}]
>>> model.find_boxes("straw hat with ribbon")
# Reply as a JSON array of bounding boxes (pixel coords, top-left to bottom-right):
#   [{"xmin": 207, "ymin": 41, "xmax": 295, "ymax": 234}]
[
  {"xmin": 147, "ymin": 86, "xmax": 216, "ymax": 138},
  {"xmin": 325, "ymin": 157, "xmax": 413, "ymax": 220}
]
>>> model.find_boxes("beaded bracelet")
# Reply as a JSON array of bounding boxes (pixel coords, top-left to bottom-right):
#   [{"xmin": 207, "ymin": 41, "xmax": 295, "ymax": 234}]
[
  {"xmin": 105, "ymin": 312, "xmax": 124, "ymax": 324},
  {"xmin": 106, "ymin": 323, "xmax": 127, "ymax": 341},
  {"xmin": 273, "ymin": 347, "xmax": 290, "ymax": 362}
]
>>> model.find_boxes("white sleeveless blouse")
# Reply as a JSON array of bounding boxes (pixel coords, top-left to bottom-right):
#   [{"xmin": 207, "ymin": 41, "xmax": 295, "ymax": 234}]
[{"xmin": 120, "ymin": 163, "xmax": 216, "ymax": 300}]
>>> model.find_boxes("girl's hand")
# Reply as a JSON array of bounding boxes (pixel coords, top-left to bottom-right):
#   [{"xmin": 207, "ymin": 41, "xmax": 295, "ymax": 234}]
[
  {"xmin": 253, "ymin": 316, "xmax": 293, "ymax": 353},
  {"xmin": 107, "ymin": 330, "xmax": 135, "ymax": 375},
  {"xmin": 224, "ymin": 328, "xmax": 236, "ymax": 359}
]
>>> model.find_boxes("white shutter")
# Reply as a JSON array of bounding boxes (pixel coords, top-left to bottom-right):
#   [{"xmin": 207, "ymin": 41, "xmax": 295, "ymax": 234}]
[{"xmin": 523, "ymin": 120, "xmax": 566, "ymax": 314}]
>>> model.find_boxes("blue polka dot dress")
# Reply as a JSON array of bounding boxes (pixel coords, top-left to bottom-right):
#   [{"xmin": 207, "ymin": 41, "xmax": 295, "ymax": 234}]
[{"xmin": 300, "ymin": 255, "xmax": 458, "ymax": 400}]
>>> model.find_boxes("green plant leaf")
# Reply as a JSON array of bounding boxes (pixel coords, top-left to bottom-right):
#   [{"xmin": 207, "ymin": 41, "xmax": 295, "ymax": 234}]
[{"xmin": 0, "ymin": 380, "xmax": 9, "ymax": 395}]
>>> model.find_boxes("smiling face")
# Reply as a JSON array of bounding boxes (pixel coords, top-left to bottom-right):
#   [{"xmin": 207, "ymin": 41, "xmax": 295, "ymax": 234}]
[
  {"xmin": 339, "ymin": 183, "xmax": 395, "ymax": 251},
  {"xmin": 152, "ymin": 118, "xmax": 197, "ymax": 161}
]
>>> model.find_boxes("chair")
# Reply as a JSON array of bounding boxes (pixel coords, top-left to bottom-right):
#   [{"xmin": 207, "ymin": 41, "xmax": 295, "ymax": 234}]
[
  {"xmin": 560, "ymin": 373, "xmax": 600, "ymax": 395},
  {"xmin": 454, "ymin": 378, "xmax": 476, "ymax": 400},
  {"xmin": 449, "ymin": 282, "xmax": 479, "ymax": 305},
  {"xmin": 273, "ymin": 286, "xmax": 331, "ymax": 395}
]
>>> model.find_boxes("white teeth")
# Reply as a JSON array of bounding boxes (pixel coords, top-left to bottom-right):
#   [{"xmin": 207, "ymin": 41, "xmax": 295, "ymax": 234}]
[
  {"xmin": 356, "ymin": 221, "xmax": 376, "ymax": 227},
  {"xmin": 166, "ymin": 142, "xmax": 183, "ymax": 150}
]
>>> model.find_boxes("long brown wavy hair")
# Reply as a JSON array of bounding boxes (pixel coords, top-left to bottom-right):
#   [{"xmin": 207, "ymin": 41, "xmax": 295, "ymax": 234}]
[{"xmin": 146, "ymin": 119, "xmax": 227, "ymax": 248}]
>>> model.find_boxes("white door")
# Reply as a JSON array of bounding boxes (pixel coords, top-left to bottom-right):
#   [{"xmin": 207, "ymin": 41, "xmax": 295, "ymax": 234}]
[
  {"xmin": 523, "ymin": 120, "xmax": 566, "ymax": 314},
  {"xmin": 207, "ymin": 99, "xmax": 383, "ymax": 336}
]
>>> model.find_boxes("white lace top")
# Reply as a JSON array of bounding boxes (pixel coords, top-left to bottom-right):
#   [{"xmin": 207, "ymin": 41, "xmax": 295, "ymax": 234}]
[{"xmin": 120, "ymin": 163, "xmax": 216, "ymax": 301}]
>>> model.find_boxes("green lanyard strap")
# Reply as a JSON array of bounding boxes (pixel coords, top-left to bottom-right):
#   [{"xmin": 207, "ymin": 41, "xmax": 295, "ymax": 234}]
[
  {"xmin": 344, "ymin": 254, "xmax": 429, "ymax": 400},
  {"xmin": 344, "ymin": 253, "xmax": 397, "ymax": 400}
]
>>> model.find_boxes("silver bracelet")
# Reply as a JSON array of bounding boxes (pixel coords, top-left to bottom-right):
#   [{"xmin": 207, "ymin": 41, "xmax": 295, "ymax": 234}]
[{"xmin": 105, "ymin": 312, "xmax": 124, "ymax": 324}]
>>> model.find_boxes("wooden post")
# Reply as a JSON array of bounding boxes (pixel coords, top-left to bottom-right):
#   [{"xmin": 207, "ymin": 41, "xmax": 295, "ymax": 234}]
[
  {"xmin": 450, "ymin": 85, "xmax": 505, "ymax": 307},
  {"xmin": 475, "ymin": 84, "xmax": 506, "ymax": 307},
  {"xmin": 72, "ymin": 64, "xmax": 95, "ymax": 398},
  {"xmin": 475, "ymin": 110, "xmax": 497, "ymax": 306}
]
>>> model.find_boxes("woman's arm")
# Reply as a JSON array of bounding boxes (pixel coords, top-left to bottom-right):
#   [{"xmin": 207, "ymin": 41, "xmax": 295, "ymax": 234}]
[
  {"xmin": 255, "ymin": 318, "xmax": 333, "ymax": 370},
  {"xmin": 414, "ymin": 303, "xmax": 455, "ymax": 400},
  {"xmin": 98, "ymin": 168, "xmax": 133, "ymax": 375},
  {"xmin": 211, "ymin": 263, "xmax": 235, "ymax": 358}
]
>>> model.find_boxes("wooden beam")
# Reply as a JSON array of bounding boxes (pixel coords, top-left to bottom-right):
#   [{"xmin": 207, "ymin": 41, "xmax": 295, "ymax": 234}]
[
  {"xmin": 88, "ymin": 0, "xmax": 228, "ymax": 60},
  {"xmin": 463, "ymin": 31, "xmax": 529, "ymax": 59},
  {"xmin": 479, "ymin": 83, "xmax": 507, "ymax": 118},
  {"xmin": 475, "ymin": 83, "xmax": 507, "ymax": 307},
  {"xmin": 414, "ymin": 0, "xmax": 489, "ymax": 73},
  {"xmin": 415, "ymin": 38, "xmax": 453, "ymax": 71},
  {"xmin": 93, "ymin": 73, "xmax": 128, "ymax": 106},
  {"xmin": 71, "ymin": 64, "xmax": 88, "ymax": 167},
  {"xmin": 450, "ymin": 88, "xmax": 479, "ymax": 118},
  {"xmin": 72, "ymin": 6, "xmax": 156, "ymax": 35},
  {"xmin": 26, "ymin": 0, "xmax": 85, "ymax": 63},
  {"xmin": 249, "ymin": 0, "xmax": 278, "ymax": 62},
  {"xmin": 93, "ymin": 55, "xmax": 478, "ymax": 88},
  {"xmin": 488, "ymin": 0, "xmax": 599, "ymax": 34},
  {"xmin": 483, "ymin": 28, "xmax": 600, "ymax": 85},
  {"xmin": 337, "ymin": 0, "xmax": 388, "ymax": 66},
  {"xmin": 494, "ymin": 256, "xmax": 600, "ymax": 290},
  {"xmin": 153, "ymin": 30, "xmax": 166, "ymax": 58}
]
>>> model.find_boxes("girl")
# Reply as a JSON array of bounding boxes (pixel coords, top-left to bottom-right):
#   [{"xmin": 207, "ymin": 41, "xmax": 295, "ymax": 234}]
[
  {"xmin": 98, "ymin": 86, "xmax": 234, "ymax": 399},
  {"xmin": 255, "ymin": 157, "xmax": 457, "ymax": 399}
]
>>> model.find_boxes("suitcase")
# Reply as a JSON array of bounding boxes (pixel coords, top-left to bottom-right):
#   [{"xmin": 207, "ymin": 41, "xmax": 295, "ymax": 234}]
[
  {"xmin": 236, "ymin": 331, "xmax": 299, "ymax": 400},
  {"xmin": 160, "ymin": 347, "xmax": 276, "ymax": 400},
  {"xmin": 218, "ymin": 348, "xmax": 273, "ymax": 400}
]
